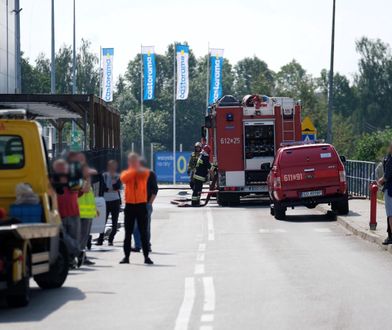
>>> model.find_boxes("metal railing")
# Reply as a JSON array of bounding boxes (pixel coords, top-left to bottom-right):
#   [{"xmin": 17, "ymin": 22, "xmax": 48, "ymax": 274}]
[{"xmin": 345, "ymin": 160, "xmax": 377, "ymax": 198}]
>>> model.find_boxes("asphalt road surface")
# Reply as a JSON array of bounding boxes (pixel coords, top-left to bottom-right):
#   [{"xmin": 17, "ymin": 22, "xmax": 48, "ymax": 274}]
[{"xmin": 1, "ymin": 189, "xmax": 392, "ymax": 330}]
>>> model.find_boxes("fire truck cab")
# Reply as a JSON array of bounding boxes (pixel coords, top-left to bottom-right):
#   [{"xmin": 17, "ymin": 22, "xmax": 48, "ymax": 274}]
[{"xmin": 204, "ymin": 94, "xmax": 302, "ymax": 206}]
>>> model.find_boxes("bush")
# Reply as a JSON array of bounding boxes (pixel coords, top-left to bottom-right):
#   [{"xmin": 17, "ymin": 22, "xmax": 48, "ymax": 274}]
[{"xmin": 354, "ymin": 129, "xmax": 392, "ymax": 162}]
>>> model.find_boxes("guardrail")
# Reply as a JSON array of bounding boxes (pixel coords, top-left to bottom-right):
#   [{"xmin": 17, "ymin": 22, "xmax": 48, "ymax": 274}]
[{"xmin": 345, "ymin": 160, "xmax": 377, "ymax": 198}]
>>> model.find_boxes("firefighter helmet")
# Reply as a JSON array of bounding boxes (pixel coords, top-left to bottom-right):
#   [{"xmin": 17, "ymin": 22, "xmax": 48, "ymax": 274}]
[{"xmin": 195, "ymin": 142, "xmax": 202, "ymax": 148}]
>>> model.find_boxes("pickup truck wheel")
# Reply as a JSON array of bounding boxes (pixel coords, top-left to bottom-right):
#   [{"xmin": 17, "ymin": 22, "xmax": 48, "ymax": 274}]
[
  {"xmin": 274, "ymin": 203, "xmax": 286, "ymax": 220},
  {"xmin": 34, "ymin": 239, "xmax": 69, "ymax": 289},
  {"xmin": 6, "ymin": 252, "xmax": 31, "ymax": 308},
  {"xmin": 332, "ymin": 198, "xmax": 349, "ymax": 215}
]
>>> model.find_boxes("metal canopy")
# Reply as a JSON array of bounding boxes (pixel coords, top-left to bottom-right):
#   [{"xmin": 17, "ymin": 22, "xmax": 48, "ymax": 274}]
[{"xmin": 0, "ymin": 94, "xmax": 121, "ymax": 151}]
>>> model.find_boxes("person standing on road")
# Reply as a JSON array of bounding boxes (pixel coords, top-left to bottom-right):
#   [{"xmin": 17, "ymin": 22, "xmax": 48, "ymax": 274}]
[
  {"xmin": 187, "ymin": 142, "xmax": 202, "ymax": 189},
  {"xmin": 132, "ymin": 159, "xmax": 158, "ymax": 253},
  {"xmin": 380, "ymin": 143, "xmax": 392, "ymax": 245},
  {"xmin": 120, "ymin": 153, "xmax": 153, "ymax": 265},
  {"xmin": 97, "ymin": 160, "xmax": 122, "ymax": 246},
  {"xmin": 78, "ymin": 164, "xmax": 98, "ymax": 266},
  {"xmin": 191, "ymin": 145, "xmax": 213, "ymax": 207}
]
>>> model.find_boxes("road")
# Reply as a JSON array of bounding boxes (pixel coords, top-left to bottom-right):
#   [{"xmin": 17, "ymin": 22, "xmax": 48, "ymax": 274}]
[{"xmin": 2, "ymin": 189, "xmax": 392, "ymax": 330}]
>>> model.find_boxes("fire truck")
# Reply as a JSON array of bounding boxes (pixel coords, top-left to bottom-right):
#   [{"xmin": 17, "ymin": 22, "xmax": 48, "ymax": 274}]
[{"xmin": 204, "ymin": 94, "xmax": 302, "ymax": 206}]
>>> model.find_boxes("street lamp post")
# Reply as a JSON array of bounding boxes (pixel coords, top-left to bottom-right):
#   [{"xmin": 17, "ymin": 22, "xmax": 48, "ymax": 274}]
[
  {"xmin": 50, "ymin": 0, "xmax": 56, "ymax": 94},
  {"xmin": 327, "ymin": 0, "xmax": 336, "ymax": 144}
]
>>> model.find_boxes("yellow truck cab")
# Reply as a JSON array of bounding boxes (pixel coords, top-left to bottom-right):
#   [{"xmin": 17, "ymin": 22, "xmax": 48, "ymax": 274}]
[{"xmin": 0, "ymin": 110, "xmax": 69, "ymax": 307}]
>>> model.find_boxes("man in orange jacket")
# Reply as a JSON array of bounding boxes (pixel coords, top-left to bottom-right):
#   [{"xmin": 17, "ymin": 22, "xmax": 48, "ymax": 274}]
[{"xmin": 119, "ymin": 153, "xmax": 153, "ymax": 265}]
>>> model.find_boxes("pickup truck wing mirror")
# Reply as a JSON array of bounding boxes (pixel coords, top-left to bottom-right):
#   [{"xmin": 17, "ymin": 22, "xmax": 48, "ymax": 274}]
[
  {"xmin": 340, "ymin": 155, "xmax": 347, "ymax": 163},
  {"xmin": 260, "ymin": 162, "xmax": 271, "ymax": 172}
]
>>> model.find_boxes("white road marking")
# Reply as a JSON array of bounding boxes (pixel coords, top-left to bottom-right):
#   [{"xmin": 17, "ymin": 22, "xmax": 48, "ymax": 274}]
[
  {"xmin": 207, "ymin": 210, "xmax": 215, "ymax": 241},
  {"xmin": 195, "ymin": 264, "xmax": 205, "ymax": 275},
  {"xmin": 259, "ymin": 228, "xmax": 287, "ymax": 233},
  {"xmin": 201, "ymin": 314, "xmax": 214, "ymax": 322},
  {"xmin": 200, "ymin": 326, "xmax": 213, "ymax": 330},
  {"xmin": 174, "ymin": 277, "xmax": 196, "ymax": 330},
  {"xmin": 198, "ymin": 243, "xmax": 206, "ymax": 251},
  {"xmin": 202, "ymin": 277, "xmax": 215, "ymax": 312},
  {"xmin": 314, "ymin": 228, "xmax": 332, "ymax": 233},
  {"xmin": 197, "ymin": 252, "xmax": 205, "ymax": 262}
]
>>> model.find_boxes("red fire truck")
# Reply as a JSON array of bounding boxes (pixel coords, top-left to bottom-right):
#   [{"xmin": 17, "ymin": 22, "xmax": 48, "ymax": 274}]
[{"xmin": 204, "ymin": 94, "xmax": 302, "ymax": 206}]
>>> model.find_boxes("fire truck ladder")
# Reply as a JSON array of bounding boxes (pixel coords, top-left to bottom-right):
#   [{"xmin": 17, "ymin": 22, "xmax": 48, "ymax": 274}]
[{"xmin": 281, "ymin": 107, "xmax": 296, "ymax": 142}]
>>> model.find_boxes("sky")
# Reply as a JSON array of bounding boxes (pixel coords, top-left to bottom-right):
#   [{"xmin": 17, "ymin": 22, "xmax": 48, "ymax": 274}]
[{"xmin": 20, "ymin": 0, "xmax": 392, "ymax": 82}]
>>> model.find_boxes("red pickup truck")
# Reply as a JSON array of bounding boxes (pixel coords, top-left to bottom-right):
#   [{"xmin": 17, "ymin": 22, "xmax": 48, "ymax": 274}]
[{"xmin": 267, "ymin": 143, "xmax": 349, "ymax": 220}]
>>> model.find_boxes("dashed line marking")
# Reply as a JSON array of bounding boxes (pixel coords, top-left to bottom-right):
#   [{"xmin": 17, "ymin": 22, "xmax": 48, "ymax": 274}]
[
  {"xmin": 197, "ymin": 252, "xmax": 205, "ymax": 262},
  {"xmin": 198, "ymin": 243, "xmax": 206, "ymax": 251},
  {"xmin": 259, "ymin": 228, "xmax": 287, "ymax": 233},
  {"xmin": 174, "ymin": 277, "xmax": 196, "ymax": 330},
  {"xmin": 200, "ymin": 326, "xmax": 213, "ymax": 330},
  {"xmin": 195, "ymin": 264, "xmax": 205, "ymax": 275},
  {"xmin": 201, "ymin": 314, "xmax": 214, "ymax": 322},
  {"xmin": 202, "ymin": 277, "xmax": 215, "ymax": 312},
  {"xmin": 207, "ymin": 210, "xmax": 215, "ymax": 241}
]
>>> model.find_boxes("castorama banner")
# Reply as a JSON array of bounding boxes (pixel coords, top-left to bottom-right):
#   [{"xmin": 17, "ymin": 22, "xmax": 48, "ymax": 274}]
[
  {"xmin": 176, "ymin": 45, "xmax": 189, "ymax": 100},
  {"xmin": 102, "ymin": 48, "xmax": 114, "ymax": 102},
  {"xmin": 142, "ymin": 46, "xmax": 156, "ymax": 101},
  {"xmin": 209, "ymin": 48, "xmax": 224, "ymax": 104}
]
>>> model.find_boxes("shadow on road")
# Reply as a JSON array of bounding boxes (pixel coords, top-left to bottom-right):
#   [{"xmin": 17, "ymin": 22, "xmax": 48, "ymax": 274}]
[
  {"xmin": 281, "ymin": 211, "xmax": 337, "ymax": 223},
  {"xmin": 0, "ymin": 286, "xmax": 85, "ymax": 322}
]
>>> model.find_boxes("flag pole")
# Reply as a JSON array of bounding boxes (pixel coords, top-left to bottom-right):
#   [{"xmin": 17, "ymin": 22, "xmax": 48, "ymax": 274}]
[
  {"xmin": 173, "ymin": 43, "xmax": 176, "ymax": 185},
  {"xmin": 140, "ymin": 44, "xmax": 145, "ymax": 157},
  {"xmin": 206, "ymin": 41, "xmax": 209, "ymax": 115}
]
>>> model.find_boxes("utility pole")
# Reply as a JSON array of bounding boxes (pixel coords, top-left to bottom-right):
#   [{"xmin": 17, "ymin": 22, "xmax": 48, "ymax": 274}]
[
  {"xmin": 14, "ymin": 0, "xmax": 22, "ymax": 93},
  {"xmin": 327, "ymin": 0, "xmax": 336, "ymax": 144},
  {"xmin": 50, "ymin": 0, "xmax": 56, "ymax": 94}
]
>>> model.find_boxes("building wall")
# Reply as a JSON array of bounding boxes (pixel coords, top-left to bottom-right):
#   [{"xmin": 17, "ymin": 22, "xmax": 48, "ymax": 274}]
[{"xmin": 0, "ymin": 0, "xmax": 16, "ymax": 93}]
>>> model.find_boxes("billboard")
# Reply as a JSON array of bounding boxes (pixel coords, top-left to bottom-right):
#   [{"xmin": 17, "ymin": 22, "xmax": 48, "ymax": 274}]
[{"xmin": 154, "ymin": 151, "xmax": 191, "ymax": 183}]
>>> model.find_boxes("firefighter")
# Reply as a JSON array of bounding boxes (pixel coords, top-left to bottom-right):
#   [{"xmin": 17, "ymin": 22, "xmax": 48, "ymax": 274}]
[
  {"xmin": 191, "ymin": 145, "xmax": 213, "ymax": 206},
  {"xmin": 187, "ymin": 142, "xmax": 203, "ymax": 189}
]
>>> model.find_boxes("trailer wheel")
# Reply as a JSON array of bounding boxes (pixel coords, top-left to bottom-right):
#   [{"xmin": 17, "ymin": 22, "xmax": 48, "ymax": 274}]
[
  {"xmin": 217, "ymin": 193, "xmax": 229, "ymax": 207},
  {"xmin": 274, "ymin": 203, "xmax": 286, "ymax": 220},
  {"xmin": 34, "ymin": 239, "xmax": 69, "ymax": 289},
  {"xmin": 332, "ymin": 197, "xmax": 349, "ymax": 215},
  {"xmin": 6, "ymin": 252, "xmax": 31, "ymax": 308}
]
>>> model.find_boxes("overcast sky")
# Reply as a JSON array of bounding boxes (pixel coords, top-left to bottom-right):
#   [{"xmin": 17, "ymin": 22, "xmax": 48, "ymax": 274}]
[{"xmin": 20, "ymin": 0, "xmax": 392, "ymax": 82}]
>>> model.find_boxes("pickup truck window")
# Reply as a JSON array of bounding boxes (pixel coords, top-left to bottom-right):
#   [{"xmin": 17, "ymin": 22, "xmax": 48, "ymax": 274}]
[{"xmin": 0, "ymin": 135, "xmax": 25, "ymax": 169}]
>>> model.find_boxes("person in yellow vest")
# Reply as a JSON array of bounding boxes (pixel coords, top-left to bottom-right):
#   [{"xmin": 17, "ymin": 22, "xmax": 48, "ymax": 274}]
[
  {"xmin": 78, "ymin": 164, "xmax": 98, "ymax": 267},
  {"xmin": 119, "ymin": 152, "xmax": 153, "ymax": 265}
]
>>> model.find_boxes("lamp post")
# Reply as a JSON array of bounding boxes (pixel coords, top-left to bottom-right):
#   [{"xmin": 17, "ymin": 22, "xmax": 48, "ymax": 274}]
[
  {"xmin": 327, "ymin": 0, "xmax": 336, "ymax": 144},
  {"xmin": 50, "ymin": 0, "xmax": 56, "ymax": 94}
]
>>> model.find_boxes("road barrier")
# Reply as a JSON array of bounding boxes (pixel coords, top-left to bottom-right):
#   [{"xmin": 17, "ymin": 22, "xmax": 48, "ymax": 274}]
[{"xmin": 345, "ymin": 160, "xmax": 377, "ymax": 198}]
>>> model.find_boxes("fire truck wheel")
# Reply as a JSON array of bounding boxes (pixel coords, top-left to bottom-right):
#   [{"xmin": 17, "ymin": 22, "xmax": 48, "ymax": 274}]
[
  {"xmin": 274, "ymin": 203, "xmax": 286, "ymax": 220},
  {"xmin": 34, "ymin": 239, "xmax": 69, "ymax": 289}
]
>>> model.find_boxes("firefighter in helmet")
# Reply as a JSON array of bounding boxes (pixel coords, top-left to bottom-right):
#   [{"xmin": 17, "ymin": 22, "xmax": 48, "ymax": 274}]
[
  {"xmin": 188, "ymin": 142, "xmax": 203, "ymax": 189},
  {"xmin": 191, "ymin": 145, "xmax": 213, "ymax": 206}
]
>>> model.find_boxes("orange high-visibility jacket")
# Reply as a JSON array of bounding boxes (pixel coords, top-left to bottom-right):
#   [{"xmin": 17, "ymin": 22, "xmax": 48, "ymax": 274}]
[{"xmin": 120, "ymin": 168, "xmax": 150, "ymax": 204}]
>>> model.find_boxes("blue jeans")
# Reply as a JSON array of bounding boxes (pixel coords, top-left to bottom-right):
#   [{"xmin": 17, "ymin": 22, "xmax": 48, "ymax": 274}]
[{"xmin": 133, "ymin": 203, "xmax": 152, "ymax": 249}]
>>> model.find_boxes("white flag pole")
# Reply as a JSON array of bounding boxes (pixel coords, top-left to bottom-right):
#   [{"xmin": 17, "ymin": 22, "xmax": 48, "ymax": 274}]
[
  {"xmin": 206, "ymin": 42, "xmax": 210, "ymax": 115},
  {"xmin": 140, "ymin": 44, "xmax": 145, "ymax": 157},
  {"xmin": 173, "ymin": 43, "xmax": 176, "ymax": 185},
  {"xmin": 99, "ymin": 46, "xmax": 102, "ymax": 98}
]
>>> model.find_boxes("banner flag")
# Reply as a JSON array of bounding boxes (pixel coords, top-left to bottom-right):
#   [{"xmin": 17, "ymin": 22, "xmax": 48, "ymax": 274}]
[
  {"xmin": 102, "ymin": 48, "xmax": 114, "ymax": 102},
  {"xmin": 142, "ymin": 46, "xmax": 156, "ymax": 101},
  {"xmin": 176, "ymin": 45, "xmax": 189, "ymax": 100},
  {"xmin": 209, "ymin": 48, "xmax": 224, "ymax": 104}
]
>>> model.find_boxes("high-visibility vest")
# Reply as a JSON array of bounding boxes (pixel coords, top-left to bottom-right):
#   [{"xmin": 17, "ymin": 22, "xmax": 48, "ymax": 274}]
[
  {"xmin": 4, "ymin": 154, "xmax": 22, "ymax": 165},
  {"xmin": 78, "ymin": 189, "xmax": 97, "ymax": 219}
]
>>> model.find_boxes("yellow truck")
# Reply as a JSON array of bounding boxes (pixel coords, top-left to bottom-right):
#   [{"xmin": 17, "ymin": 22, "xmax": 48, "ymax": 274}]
[{"xmin": 0, "ymin": 110, "xmax": 69, "ymax": 307}]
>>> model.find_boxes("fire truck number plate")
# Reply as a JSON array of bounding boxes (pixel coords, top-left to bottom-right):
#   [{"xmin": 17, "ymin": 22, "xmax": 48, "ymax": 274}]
[{"xmin": 220, "ymin": 137, "xmax": 241, "ymax": 145}]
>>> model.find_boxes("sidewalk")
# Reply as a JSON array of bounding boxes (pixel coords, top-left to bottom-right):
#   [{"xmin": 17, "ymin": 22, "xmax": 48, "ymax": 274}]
[{"xmin": 318, "ymin": 199, "xmax": 392, "ymax": 253}]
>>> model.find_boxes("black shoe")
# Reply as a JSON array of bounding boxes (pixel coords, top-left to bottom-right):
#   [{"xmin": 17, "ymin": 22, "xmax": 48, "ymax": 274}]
[
  {"xmin": 144, "ymin": 257, "xmax": 154, "ymax": 265},
  {"xmin": 77, "ymin": 252, "xmax": 85, "ymax": 268},
  {"xmin": 108, "ymin": 241, "xmax": 113, "ymax": 246},
  {"xmin": 120, "ymin": 257, "xmax": 130, "ymax": 264},
  {"xmin": 131, "ymin": 247, "xmax": 141, "ymax": 252},
  {"xmin": 96, "ymin": 241, "xmax": 103, "ymax": 246},
  {"xmin": 84, "ymin": 258, "xmax": 95, "ymax": 265},
  {"xmin": 382, "ymin": 237, "xmax": 392, "ymax": 245}
]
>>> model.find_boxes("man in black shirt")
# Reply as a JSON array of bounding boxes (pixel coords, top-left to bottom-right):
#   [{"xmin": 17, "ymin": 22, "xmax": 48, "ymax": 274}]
[{"xmin": 132, "ymin": 164, "xmax": 159, "ymax": 252}]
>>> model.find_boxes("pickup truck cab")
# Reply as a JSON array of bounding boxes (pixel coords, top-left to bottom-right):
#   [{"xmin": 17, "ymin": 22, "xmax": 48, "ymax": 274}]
[
  {"xmin": 268, "ymin": 143, "xmax": 349, "ymax": 220},
  {"xmin": 0, "ymin": 110, "xmax": 69, "ymax": 307}
]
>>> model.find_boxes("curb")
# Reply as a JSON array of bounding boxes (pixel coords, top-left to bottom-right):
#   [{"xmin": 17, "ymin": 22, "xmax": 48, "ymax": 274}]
[{"xmin": 317, "ymin": 205, "xmax": 392, "ymax": 254}]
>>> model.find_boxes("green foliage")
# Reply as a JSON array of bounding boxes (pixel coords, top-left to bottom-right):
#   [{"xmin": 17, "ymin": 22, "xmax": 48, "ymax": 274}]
[{"xmin": 354, "ymin": 129, "xmax": 392, "ymax": 162}]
